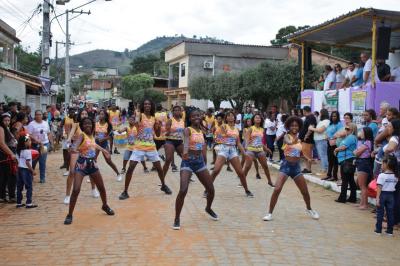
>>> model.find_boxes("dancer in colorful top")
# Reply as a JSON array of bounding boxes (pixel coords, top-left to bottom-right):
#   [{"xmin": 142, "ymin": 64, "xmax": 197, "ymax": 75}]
[
  {"xmin": 95, "ymin": 110, "xmax": 122, "ymax": 181},
  {"xmin": 241, "ymin": 118, "xmax": 261, "ymax": 179},
  {"xmin": 119, "ymin": 114, "xmax": 148, "ymax": 174},
  {"xmin": 263, "ymin": 116, "xmax": 319, "ymax": 221},
  {"xmin": 173, "ymin": 108, "xmax": 218, "ymax": 230},
  {"xmin": 211, "ymin": 111, "xmax": 254, "ymax": 197},
  {"xmin": 242, "ymin": 114, "xmax": 274, "ymax": 187},
  {"xmin": 64, "ymin": 117, "xmax": 115, "ymax": 225},
  {"xmin": 119, "ymin": 99, "xmax": 172, "ymax": 200},
  {"xmin": 162, "ymin": 105, "xmax": 185, "ymax": 177},
  {"xmin": 108, "ymin": 104, "xmax": 121, "ymax": 154}
]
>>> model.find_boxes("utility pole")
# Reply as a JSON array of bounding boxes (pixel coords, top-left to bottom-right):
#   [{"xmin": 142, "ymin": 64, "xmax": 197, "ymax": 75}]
[
  {"xmin": 41, "ymin": 0, "xmax": 51, "ymax": 77},
  {"xmin": 65, "ymin": 10, "xmax": 71, "ymax": 104}
]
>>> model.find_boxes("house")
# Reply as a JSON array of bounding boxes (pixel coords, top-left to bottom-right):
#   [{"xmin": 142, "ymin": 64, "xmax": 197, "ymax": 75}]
[
  {"xmin": 164, "ymin": 41, "xmax": 288, "ymax": 109},
  {"xmin": 0, "ymin": 67, "xmax": 46, "ymax": 112},
  {"xmin": 0, "ymin": 19, "xmax": 19, "ymax": 69}
]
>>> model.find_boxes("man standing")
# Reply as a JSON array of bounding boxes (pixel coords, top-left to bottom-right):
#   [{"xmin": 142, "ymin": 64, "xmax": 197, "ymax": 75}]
[
  {"xmin": 361, "ymin": 52, "xmax": 380, "ymax": 85},
  {"xmin": 299, "ymin": 106, "xmax": 316, "ymax": 174},
  {"xmin": 377, "ymin": 58, "xmax": 391, "ymax": 82},
  {"xmin": 341, "ymin": 62, "xmax": 358, "ymax": 88}
]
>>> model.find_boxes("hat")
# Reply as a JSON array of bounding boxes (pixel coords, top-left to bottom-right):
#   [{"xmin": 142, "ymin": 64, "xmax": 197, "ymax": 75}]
[{"xmin": 1, "ymin": 112, "xmax": 11, "ymax": 118}]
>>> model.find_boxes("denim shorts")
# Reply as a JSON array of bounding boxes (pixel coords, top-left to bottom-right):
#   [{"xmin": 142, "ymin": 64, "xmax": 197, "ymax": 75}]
[
  {"xmin": 279, "ymin": 160, "xmax": 302, "ymax": 179},
  {"xmin": 166, "ymin": 139, "xmax": 183, "ymax": 149},
  {"xmin": 95, "ymin": 140, "xmax": 109, "ymax": 150},
  {"xmin": 123, "ymin": 150, "xmax": 133, "ymax": 161},
  {"xmin": 356, "ymin": 158, "xmax": 373, "ymax": 175},
  {"xmin": 181, "ymin": 154, "xmax": 207, "ymax": 173},
  {"xmin": 75, "ymin": 156, "xmax": 99, "ymax": 176},
  {"xmin": 217, "ymin": 144, "xmax": 239, "ymax": 160},
  {"xmin": 246, "ymin": 150, "xmax": 265, "ymax": 158},
  {"xmin": 130, "ymin": 150, "xmax": 160, "ymax": 162}
]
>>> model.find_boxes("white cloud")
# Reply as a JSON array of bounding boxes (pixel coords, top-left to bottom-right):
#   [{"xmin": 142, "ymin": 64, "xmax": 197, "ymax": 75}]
[{"xmin": 1, "ymin": 0, "xmax": 399, "ymax": 57}]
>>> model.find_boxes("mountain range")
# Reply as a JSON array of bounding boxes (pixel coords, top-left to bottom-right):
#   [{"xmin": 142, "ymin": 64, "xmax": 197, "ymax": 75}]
[{"xmin": 65, "ymin": 36, "xmax": 231, "ymax": 74}]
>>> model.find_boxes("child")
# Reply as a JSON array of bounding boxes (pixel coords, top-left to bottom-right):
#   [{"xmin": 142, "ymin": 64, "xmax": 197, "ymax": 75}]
[
  {"xmin": 16, "ymin": 135, "xmax": 37, "ymax": 208},
  {"xmin": 375, "ymin": 155, "xmax": 398, "ymax": 236}
]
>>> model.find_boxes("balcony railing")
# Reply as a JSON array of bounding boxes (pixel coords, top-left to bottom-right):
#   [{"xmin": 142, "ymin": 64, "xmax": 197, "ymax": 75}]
[{"xmin": 168, "ymin": 79, "xmax": 179, "ymax": 88}]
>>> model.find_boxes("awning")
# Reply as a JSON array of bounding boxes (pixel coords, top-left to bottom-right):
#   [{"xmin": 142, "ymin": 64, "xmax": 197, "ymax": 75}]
[
  {"xmin": 287, "ymin": 8, "xmax": 400, "ymax": 49},
  {"xmin": 0, "ymin": 67, "xmax": 42, "ymax": 89}
]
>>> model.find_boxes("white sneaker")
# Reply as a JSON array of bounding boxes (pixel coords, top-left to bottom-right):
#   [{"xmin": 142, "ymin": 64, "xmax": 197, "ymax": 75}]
[
  {"xmin": 63, "ymin": 171, "xmax": 69, "ymax": 176},
  {"xmin": 306, "ymin": 209, "xmax": 320, "ymax": 220},
  {"xmin": 116, "ymin": 174, "xmax": 123, "ymax": 182},
  {"xmin": 63, "ymin": 196, "xmax": 70, "ymax": 205},
  {"xmin": 237, "ymin": 183, "xmax": 243, "ymax": 188},
  {"xmin": 263, "ymin": 213, "xmax": 273, "ymax": 221},
  {"xmin": 86, "ymin": 178, "xmax": 91, "ymax": 183},
  {"xmin": 92, "ymin": 188, "xmax": 100, "ymax": 198}
]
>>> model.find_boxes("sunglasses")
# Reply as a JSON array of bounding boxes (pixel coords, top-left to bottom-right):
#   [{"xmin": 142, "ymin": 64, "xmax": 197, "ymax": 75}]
[{"xmin": 345, "ymin": 128, "xmax": 351, "ymax": 131}]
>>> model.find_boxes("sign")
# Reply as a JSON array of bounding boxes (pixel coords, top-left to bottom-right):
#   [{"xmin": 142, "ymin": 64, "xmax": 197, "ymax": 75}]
[
  {"xmin": 351, "ymin": 90, "xmax": 367, "ymax": 126},
  {"xmin": 301, "ymin": 96, "xmax": 312, "ymax": 108},
  {"xmin": 324, "ymin": 90, "xmax": 338, "ymax": 112}
]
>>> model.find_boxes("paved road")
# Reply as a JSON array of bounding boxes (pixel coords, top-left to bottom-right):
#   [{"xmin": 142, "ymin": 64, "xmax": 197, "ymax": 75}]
[{"xmin": 0, "ymin": 151, "xmax": 399, "ymax": 265}]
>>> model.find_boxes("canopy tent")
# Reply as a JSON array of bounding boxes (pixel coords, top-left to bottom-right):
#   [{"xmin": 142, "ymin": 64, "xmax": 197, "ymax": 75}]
[{"xmin": 286, "ymin": 7, "xmax": 400, "ymax": 89}]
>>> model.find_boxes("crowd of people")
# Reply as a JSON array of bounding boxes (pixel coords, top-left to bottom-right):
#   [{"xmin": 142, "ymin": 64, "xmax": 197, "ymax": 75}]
[
  {"xmin": 316, "ymin": 52, "xmax": 400, "ymax": 91},
  {"xmin": 0, "ymin": 99, "xmax": 399, "ymax": 235}
]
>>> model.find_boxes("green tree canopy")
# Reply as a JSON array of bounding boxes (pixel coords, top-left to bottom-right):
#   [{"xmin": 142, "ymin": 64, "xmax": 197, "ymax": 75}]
[
  {"xmin": 14, "ymin": 45, "xmax": 41, "ymax": 76},
  {"xmin": 270, "ymin": 25, "xmax": 309, "ymax": 46},
  {"xmin": 131, "ymin": 89, "xmax": 167, "ymax": 104},
  {"xmin": 130, "ymin": 54, "xmax": 159, "ymax": 75},
  {"xmin": 121, "ymin": 73, "xmax": 154, "ymax": 99}
]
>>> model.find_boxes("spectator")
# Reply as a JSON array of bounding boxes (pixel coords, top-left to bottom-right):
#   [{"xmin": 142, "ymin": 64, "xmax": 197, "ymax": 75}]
[
  {"xmin": 24, "ymin": 106, "xmax": 33, "ymax": 123},
  {"xmin": 361, "ymin": 52, "xmax": 380, "ymax": 85},
  {"xmin": 299, "ymin": 106, "xmax": 317, "ymax": 174},
  {"xmin": 264, "ymin": 112, "xmax": 277, "ymax": 162},
  {"xmin": 342, "ymin": 62, "xmax": 358, "ymax": 88},
  {"xmin": 390, "ymin": 66, "xmax": 400, "ymax": 82},
  {"xmin": 363, "ymin": 109, "xmax": 379, "ymax": 138},
  {"xmin": 334, "ymin": 64, "xmax": 345, "ymax": 87},
  {"xmin": 326, "ymin": 111, "xmax": 342, "ymax": 181},
  {"xmin": 235, "ymin": 108, "xmax": 243, "ymax": 141},
  {"xmin": 8, "ymin": 102, "xmax": 18, "ymax": 123},
  {"xmin": 275, "ymin": 114, "xmax": 288, "ymax": 163},
  {"xmin": 290, "ymin": 108, "xmax": 299, "ymax": 117},
  {"xmin": 354, "ymin": 127, "xmax": 374, "ymax": 210},
  {"xmin": 377, "ymin": 58, "xmax": 391, "ymax": 82},
  {"xmin": 334, "ymin": 123, "xmax": 358, "ymax": 203},
  {"xmin": 378, "ymin": 102, "xmax": 390, "ymax": 132},
  {"xmin": 324, "ymin": 65, "xmax": 336, "ymax": 90},
  {"xmin": 0, "ymin": 113, "xmax": 17, "ymax": 203},
  {"xmin": 12, "ymin": 112, "xmax": 28, "ymax": 139},
  {"xmin": 243, "ymin": 106, "xmax": 253, "ymax": 121},
  {"xmin": 317, "ymin": 74, "xmax": 325, "ymax": 90},
  {"xmin": 309, "ymin": 109, "xmax": 330, "ymax": 177},
  {"xmin": 27, "ymin": 110, "xmax": 52, "ymax": 183},
  {"xmin": 353, "ymin": 62, "xmax": 364, "ymax": 87}
]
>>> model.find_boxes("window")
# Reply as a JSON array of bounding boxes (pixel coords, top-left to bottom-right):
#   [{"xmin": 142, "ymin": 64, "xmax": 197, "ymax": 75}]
[{"xmin": 180, "ymin": 63, "xmax": 186, "ymax": 77}]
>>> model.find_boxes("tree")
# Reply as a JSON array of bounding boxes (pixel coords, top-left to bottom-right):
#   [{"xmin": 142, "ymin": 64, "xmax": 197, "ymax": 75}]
[
  {"xmin": 130, "ymin": 54, "xmax": 160, "ymax": 75},
  {"xmin": 121, "ymin": 73, "xmax": 154, "ymax": 100},
  {"xmin": 131, "ymin": 89, "xmax": 167, "ymax": 104},
  {"xmin": 270, "ymin": 25, "xmax": 309, "ymax": 46},
  {"xmin": 71, "ymin": 74, "xmax": 91, "ymax": 96},
  {"xmin": 14, "ymin": 45, "xmax": 41, "ymax": 76}
]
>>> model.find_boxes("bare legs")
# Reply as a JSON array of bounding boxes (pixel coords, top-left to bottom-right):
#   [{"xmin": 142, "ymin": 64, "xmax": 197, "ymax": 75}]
[
  {"xmin": 211, "ymin": 155, "xmax": 251, "ymax": 193},
  {"xmin": 243, "ymin": 154, "xmax": 273, "ymax": 186},
  {"xmin": 175, "ymin": 169, "xmax": 215, "ymax": 222},
  {"xmin": 268, "ymin": 174, "xmax": 312, "ymax": 214},
  {"xmin": 357, "ymin": 172, "xmax": 369, "ymax": 209},
  {"xmin": 162, "ymin": 143, "xmax": 183, "ymax": 178}
]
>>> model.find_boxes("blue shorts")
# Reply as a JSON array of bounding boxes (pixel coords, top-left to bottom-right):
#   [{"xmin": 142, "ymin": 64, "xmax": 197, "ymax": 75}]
[
  {"xmin": 279, "ymin": 160, "xmax": 302, "ymax": 179},
  {"xmin": 95, "ymin": 140, "xmax": 109, "ymax": 150},
  {"xmin": 356, "ymin": 158, "xmax": 373, "ymax": 175},
  {"xmin": 181, "ymin": 154, "xmax": 207, "ymax": 173},
  {"xmin": 75, "ymin": 156, "xmax": 99, "ymax": 176},
  {"xmin": 246, "ymin": 150, "xmax": 265, "ymax": 158},
  {"xmin": 123, "ymin": 150, "xmax": 133, "ymax": 161},
  {"xmin": 130, "ymin": 150, "xmax": 160, "ymax": 162},
  {"xmin": 217, "ymin": 144, "xmax": 239, "ymax": 160},
  {"xmin": 166, "ymin": 139, "xmax": 183, "ymax": 149}
]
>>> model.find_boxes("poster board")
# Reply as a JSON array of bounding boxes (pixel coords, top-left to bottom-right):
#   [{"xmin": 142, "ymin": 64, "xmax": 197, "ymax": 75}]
[
  {"xmin": 323, "ymin": 90, "xmax": 338, "ymax": 112},
  {"xmin": 351, "ymin": 90, "xmax": 367, "ymax": 126}
]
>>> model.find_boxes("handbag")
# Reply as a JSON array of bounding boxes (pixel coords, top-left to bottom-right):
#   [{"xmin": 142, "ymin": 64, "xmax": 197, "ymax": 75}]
[{"xmin": 368, "ymin": 179, "xmax": 377, "ymax": 198}]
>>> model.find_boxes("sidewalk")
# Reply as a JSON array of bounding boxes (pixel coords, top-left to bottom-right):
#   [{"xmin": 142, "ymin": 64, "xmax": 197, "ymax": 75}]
[{"xmin": 267, "ymin": 158, "xmax": 377, "ymax": 206}]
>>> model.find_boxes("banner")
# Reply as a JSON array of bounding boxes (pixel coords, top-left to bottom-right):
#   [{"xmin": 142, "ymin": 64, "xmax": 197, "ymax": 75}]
[
  {"xmin": 323, "ymin": 90, "xmax": 338, "ymax": 112},
  {"xmin": 351, "ymin": 90, "xmax": 367, "ymax": 126}
]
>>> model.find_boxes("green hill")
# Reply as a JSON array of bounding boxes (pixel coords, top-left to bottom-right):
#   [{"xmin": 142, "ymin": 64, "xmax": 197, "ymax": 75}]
[{"xmin": 64, "ymin": 36, "xmax": 231, "ymax": 74}]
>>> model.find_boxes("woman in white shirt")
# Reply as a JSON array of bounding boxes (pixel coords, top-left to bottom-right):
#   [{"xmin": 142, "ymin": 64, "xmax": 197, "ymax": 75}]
[
  {"xmin": 309, "ymin": 109, "xmax": 330, "ymax": 176},
  {"xmin": 264, "ymin": 112, "xmax": 277, "ymax": 162},
  {"xmin": 27, "ymin": 110, "xmax": 52, "ymax": 183}
]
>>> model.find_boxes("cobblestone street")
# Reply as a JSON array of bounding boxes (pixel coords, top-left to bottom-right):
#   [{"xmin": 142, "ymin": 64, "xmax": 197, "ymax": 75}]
[{"xmin": 1, "ymin": 151, "xmax": 399, "ymax": 265}]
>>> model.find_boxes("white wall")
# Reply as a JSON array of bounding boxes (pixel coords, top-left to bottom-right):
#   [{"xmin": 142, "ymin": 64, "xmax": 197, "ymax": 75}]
[{"xmin": 0, "ymin": 76, "xmax": 26, "ymax": 103}]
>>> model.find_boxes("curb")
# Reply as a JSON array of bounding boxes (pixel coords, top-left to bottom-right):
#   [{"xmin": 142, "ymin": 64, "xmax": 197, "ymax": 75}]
[{"xmin": 267, "ymin": 161, "xmax": 377, "ymax": 206}]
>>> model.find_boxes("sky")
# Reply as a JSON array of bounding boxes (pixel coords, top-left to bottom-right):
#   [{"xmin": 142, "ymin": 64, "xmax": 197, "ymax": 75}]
[{"xmin": 1, "ymin": 0, "xmax": 399, "ymax": 57}]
